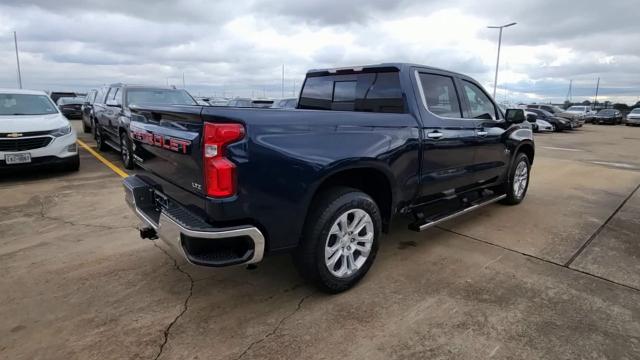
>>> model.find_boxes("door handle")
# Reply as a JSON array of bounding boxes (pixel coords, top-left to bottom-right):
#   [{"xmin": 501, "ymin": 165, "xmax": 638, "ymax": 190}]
[
  {"xmin": 477, "ymin": 130, "xmax": 488, "ymax": 137},
  {"xmin": 426, "ymin": 131, "xmax": 443, "ymax": 140}
]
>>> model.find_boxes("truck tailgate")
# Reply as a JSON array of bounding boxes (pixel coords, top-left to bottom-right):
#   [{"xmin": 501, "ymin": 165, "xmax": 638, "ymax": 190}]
[{"xmin": 129, "ymin": 105, "xmax": 205, "ymax": 199}]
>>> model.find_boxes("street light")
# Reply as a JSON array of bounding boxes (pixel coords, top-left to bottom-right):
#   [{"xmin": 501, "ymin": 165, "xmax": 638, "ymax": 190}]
[{"xmin": 487, "ymin": 22, "xmax": 516, "ymax": 99}]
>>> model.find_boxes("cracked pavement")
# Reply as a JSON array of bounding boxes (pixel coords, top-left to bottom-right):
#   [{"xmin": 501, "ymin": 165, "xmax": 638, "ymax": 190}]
[{"xmin": 1, "ymin": 122, "xmax": 640, "ymax": 359}]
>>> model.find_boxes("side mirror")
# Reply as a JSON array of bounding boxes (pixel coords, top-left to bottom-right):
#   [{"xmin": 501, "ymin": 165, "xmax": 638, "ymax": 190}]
[
  {"xmin": 526, "ymin": 113, "xmax": 537, "ymax": 123},
  {"xmin": 106, "ymin": 99, "xmax": 121, "ymax": 107},
  {"xmin": 505, "ymin": 109, "xmax": 526, "ymax": 124}
]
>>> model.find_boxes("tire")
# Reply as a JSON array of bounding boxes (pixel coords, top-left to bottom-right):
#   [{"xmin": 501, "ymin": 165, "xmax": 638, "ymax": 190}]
[
  {"xmin": 120, "ymin": 131, "xmax": 135, "ymax": 169},
  {"xmin": 293, "ymin": 187, "xmax": 382, "ymax": 293},
  {"xmin": 62, "ymin": 153, "xmax": 80, "ymax": 172},
  {"xmin": 500, "ymin": 152, "xmax": 530, "ymax": 205},
  {"xmin": 550, "ymin": 123, "xmax": 557, "ymax": 132},
  {"xmin": 95, "ymin": 123, "xmax": 108, "ymax": 151},
  {"xmin": 82, "ymin": 119, "xmax": 91, "ymax": 133}
]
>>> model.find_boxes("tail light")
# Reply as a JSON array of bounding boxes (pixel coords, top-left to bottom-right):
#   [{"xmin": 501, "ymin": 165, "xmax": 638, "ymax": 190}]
[{"xmin": 202, "ymin": 123, "xmax": 245, "ymax": 198}]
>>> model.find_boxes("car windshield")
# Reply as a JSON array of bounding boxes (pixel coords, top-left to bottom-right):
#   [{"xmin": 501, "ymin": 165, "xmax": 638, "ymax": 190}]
[
  {"xmin": 567, "ymin": 106, "xmax": 585, "ymax": 111},
  {"xmin": 598, "ymin": 109, "xmax": 615, "ymax": 115},
  {"xmin": 630, "ymin": 108, "xmax": 640, "ymax": 114},
  {"xmin": 126, "ymin": 89, "xmax": 196, "ymax": 107},
  {"xmin": 58, "ymin": 97, "xmax": 85, "ymax": 105},
  {"xmin": 0, "ymin": 94, "xmax": 58, "ymax": 116}
]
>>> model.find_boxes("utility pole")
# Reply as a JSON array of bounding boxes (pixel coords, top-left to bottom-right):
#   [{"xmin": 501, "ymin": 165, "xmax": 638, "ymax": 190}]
[
  {"xmin": 566, "ymin": 80, "xmax": 573, "ymax": 102},
  {"xmin": 281, "ymin": 64, "xmax": 285, "ymax": 99},
  {"xmin": 14, "ymin": 31, "xmax": 23, "ymax": 89},
  {"xmin": 487, "ymin": 22, "xmax": 516, "ymax": 99},
  {"xmin": 594, "ymin": 77, "xmax": 600, "ymax": 107},
  {"xmin": 182, "ymin": 73, "xmax": 185, "ymax": 89}
]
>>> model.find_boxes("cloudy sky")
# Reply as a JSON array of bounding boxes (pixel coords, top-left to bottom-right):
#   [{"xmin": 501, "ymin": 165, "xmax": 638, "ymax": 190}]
[{"xmin": 0, "ymin": 0, "xmax": 638, "ymax": 104}]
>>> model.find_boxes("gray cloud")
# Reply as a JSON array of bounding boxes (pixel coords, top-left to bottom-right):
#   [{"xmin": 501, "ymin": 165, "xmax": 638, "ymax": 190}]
[{"xmin": 0, "ymin": 0, "xmax": 639, "ymax": 103}]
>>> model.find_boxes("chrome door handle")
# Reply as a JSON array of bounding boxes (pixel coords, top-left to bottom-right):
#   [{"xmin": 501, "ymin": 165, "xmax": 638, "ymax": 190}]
[
  {"xmin": 426, "ymin": 131, "xmax": 443, "ymax": 139},
  {"xmin": 477, "ymin": 130, "xmax": 488, "ymax": 137}
]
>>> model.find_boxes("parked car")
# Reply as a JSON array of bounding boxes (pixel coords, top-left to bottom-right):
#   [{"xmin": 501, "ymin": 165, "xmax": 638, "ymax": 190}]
[
  {"xmin": 625, "ymin": 108, "xmax": 640, "ymax": 126},
  {"xmin": 0, "ymin": 89, "xmax": 79, "ymax": 171},
  {"xmin": 92, "ymin": 84, "xmax": 197, "ymax": 169},
  {"xmin": 536, "ymin": 119, "xmax": 554, "ymax": 132},
  {"xmin": 81, "ymin": 89, "xmax": 98, "ymax": 133},
  {"xmin": 565, "ymin": 105, "xmax": 595, "ymax": 122},
  {"xmin": 272, "ymin": 98, "xmax": 298, "ymax": 109},
  {"xmin": 56, "ymin": 97, "xmax": 85, "ymax": 120},
  {"xmin": 122, "ymin": 63, "xmax": 534, "ymax": 293},
  {"xmin": 527, "ymin": 104, "xmax": 582, "ymax": 127},
  {"xmin": 594, "ymin": 109, "xmax": 623, "ymax": 125},
  {"xmin": 48, "ymin": 91, "xmax": 78, "ymax": 104},
  {"xmin": 526, "ymin": 108, "xmax": 572, "ymax": 131}
]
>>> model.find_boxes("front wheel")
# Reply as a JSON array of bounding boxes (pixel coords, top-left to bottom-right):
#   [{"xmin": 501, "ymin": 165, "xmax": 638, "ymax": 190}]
[
  {"xmin": 500, "ymin": 152, "xmax": 530, "ymax": 205},
  {"xmin": 293, "ymin": 187, "xmax": 381, "ymax": 293},
  {"xmin": 95, "ymin": 123, "xmax": 108, "ymax": 151}
]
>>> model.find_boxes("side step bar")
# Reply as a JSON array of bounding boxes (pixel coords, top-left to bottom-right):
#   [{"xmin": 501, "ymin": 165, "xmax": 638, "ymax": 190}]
[{"xmin": 409, "ymin": 194, "xmax": 506, "ymax": 232}]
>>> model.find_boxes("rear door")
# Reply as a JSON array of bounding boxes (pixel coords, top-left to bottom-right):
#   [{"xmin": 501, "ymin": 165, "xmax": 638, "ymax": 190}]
[
  {"xmin": 457, "ymin": 78, "xmax": 509, "ymax": 184},
  {"xmin": 414, "ymin": 70, "xmax": 478, "ymax": 200},
  {"xmin": 104, "ymin": 86, "xmax": 122, "ymax": 139}
]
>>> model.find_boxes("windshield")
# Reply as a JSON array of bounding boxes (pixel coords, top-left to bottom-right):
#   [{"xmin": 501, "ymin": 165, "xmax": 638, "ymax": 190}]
[
  {"xmin": 630, "ymin": 108, "xmax": 640, "ymax": 114},
  {"xmin": 598, "ymin": 109, "xmax": 615, "ymax": 115},
  {"xmin": 126, "ymin": 89, "xmax": 196, "ymax": 107},
  {"xmin": 58, "ymin": 97, "xmax": 85, "ymax": 105},
  {"xmin": 567, "ymin": 106, "xmax": 585, "ymax": 111},
  {"xmin": 0, "ymin": 94, "xmax": 58, "ymax": 116}
]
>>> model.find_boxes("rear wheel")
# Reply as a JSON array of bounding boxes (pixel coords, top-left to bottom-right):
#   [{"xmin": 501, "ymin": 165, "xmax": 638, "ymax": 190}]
[
  {"xmin": 500, "ymin": 152, "xmax": 530, "ymax": 205},
  {"xmin": 293, "ymin": 187, "xmax": 381, "ymax": 293},
  {"xmin": 120, "ymin": 131, "xmax": 135, "ymax": 169},
  {"xmin": 82, "ymin": 119, "xmax": 91, "ymax": 133}
]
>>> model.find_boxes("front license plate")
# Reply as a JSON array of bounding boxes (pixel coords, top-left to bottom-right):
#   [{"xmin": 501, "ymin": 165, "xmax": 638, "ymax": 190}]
[{"xmin": 5, "ymin": 152, "xmax": 31, "ymax": 164}]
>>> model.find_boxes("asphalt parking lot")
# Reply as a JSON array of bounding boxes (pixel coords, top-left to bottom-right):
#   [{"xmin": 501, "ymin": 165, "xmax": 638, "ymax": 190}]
[{"xmin": 2, "ymin": 122, "xmax": 640, "ymax": 359}]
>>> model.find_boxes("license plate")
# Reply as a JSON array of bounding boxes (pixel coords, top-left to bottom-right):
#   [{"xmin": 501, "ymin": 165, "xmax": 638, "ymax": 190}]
[{"xmin": 5, "ymin": 152, "xmax": 31, "ymax": 164}]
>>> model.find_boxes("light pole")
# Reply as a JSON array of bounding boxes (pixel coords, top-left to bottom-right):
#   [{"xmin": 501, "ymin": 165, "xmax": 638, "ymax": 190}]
[
  {"xmin": 14, "ymin": 31, "xmax": 23, "ymax": 89},
  {"xmin": 487, "ymin": 22, "xmax": 516, "ymax": 99}
]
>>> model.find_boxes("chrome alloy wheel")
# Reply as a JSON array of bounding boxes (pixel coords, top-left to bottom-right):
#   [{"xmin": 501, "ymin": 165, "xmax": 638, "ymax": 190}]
[
  {"xmin": 513, "ymin": 160, "xmax": 529, "ymax": 198},
  {"xmin": 324, "ymin": 209, "xmax": 374, "ymax": 278}
]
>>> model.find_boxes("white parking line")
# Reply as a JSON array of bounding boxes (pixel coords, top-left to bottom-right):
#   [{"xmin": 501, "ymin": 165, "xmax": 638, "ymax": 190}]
[
  {"xmin": 540, "ymin": 146, "xmax": 583, "ymax": 152},
  {"xmin": 590, "ymin": 161, "xmax": 639, "ymax": 170}
]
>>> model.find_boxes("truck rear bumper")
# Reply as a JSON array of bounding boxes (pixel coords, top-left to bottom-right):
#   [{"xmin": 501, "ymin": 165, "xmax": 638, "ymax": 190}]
[{"xmin": 123, "ymin": 175, "xmax": 265, "ymax": 267}]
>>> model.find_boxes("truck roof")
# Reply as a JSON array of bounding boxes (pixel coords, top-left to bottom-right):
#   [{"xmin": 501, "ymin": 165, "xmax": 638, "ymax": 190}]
[
  {"xmin": 306, "ymin": 62, "xmax": 467, "ymax": 78},
  {"xmin": 0, "ymin": 88, "xmax": 48, "ymax": 96}
]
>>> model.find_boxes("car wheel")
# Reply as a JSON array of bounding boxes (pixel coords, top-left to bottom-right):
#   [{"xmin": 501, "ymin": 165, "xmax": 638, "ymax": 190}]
[
  {"xmin": 95, "ymin": 124, "xmax": 108, "ymax": 151},
  {"xmin": 293, "ymin": 187, "xmax": 381, "ymax": 293},
  {"xmin": 500, "ymin": 152, "xmax": 530, "ymax": 206},
  {"xmin": 82, "ymin": 119, "xmax": 91, "ymax": 133},
  {"xmin": 120, "ymin": 131, "xmax": 135, "ymax": 169},
  {"xmin": 551, "ymin": 124, "xmax": 558, "ymax": 132},
  {"xmin": 63, "ymin": 153, "xmax": 80, "ymax": 172}
]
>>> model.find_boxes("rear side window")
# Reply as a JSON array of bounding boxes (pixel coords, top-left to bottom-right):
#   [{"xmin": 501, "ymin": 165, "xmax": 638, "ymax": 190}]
[
  {"xmin": 418, "ymin": 73, "xmax": 462, "ymax": 118},
  {"xmin": 461, "ymin": 81, "xmax": 498, "ymax": 120},
  {"xmin": 95, "ymin": 87, "xmax": 107, "ymax": 104},
  {"xmin": 299, "ymin": 71, "xmax": 405, "ymax": 113}
]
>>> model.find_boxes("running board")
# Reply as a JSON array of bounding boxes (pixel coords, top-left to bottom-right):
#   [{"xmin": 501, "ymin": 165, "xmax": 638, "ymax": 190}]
[
  {"xmin": 104, "ymin": 139, "xmax": 121, "ymax": 152},
  {"xmin": 409, "ymin": 194, "xmax": 506, "ymax": 232}
]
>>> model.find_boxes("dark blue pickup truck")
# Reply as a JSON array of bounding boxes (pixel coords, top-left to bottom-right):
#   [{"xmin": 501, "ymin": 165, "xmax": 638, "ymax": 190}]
[{"xmin": 123, "ymin": 63, "xmax": 534, "ymax": 293}]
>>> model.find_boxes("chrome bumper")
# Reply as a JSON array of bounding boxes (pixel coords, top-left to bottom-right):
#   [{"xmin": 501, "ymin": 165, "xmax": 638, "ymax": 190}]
[{"xmin": 123, "ymin": 176, "xmax": 265, "ymax": 266}]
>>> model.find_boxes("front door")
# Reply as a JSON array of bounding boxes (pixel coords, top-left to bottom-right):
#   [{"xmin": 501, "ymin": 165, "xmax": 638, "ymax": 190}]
[
  {"xmin": 457, "ymin": 79, "xmax": 509, "ymax": 185},
  {"xmin": 414, "ymin": 71, "xmax": 478, "ymax": 202}
]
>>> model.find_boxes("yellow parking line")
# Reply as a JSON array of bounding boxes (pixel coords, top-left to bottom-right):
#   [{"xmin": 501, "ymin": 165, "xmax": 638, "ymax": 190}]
[{"xmin": 76, "ymin": 139, "xmax": 129, "ymax": 178}]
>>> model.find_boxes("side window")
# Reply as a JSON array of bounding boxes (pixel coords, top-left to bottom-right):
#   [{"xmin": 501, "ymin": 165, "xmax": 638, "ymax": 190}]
[
  {"xmin": 418, "ymin": 73, "xmax": 462, "ymax": 118},
  {"xmin": 461, "ymin": 81, "xmax": 497, "ymax": 120},
  {"xmin": 355, "ymin": 72, "xmax": 404, "ymax": 113}
]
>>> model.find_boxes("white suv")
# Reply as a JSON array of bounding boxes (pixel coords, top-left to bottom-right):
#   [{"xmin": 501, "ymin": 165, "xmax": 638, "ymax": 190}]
[
  {"xmin": 0, "ymin": 89, "xmax": 79, "ymax": 171},
  {"xmin": 565, "ymin": 105, "xmax": 595, "ymax": 122}
]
